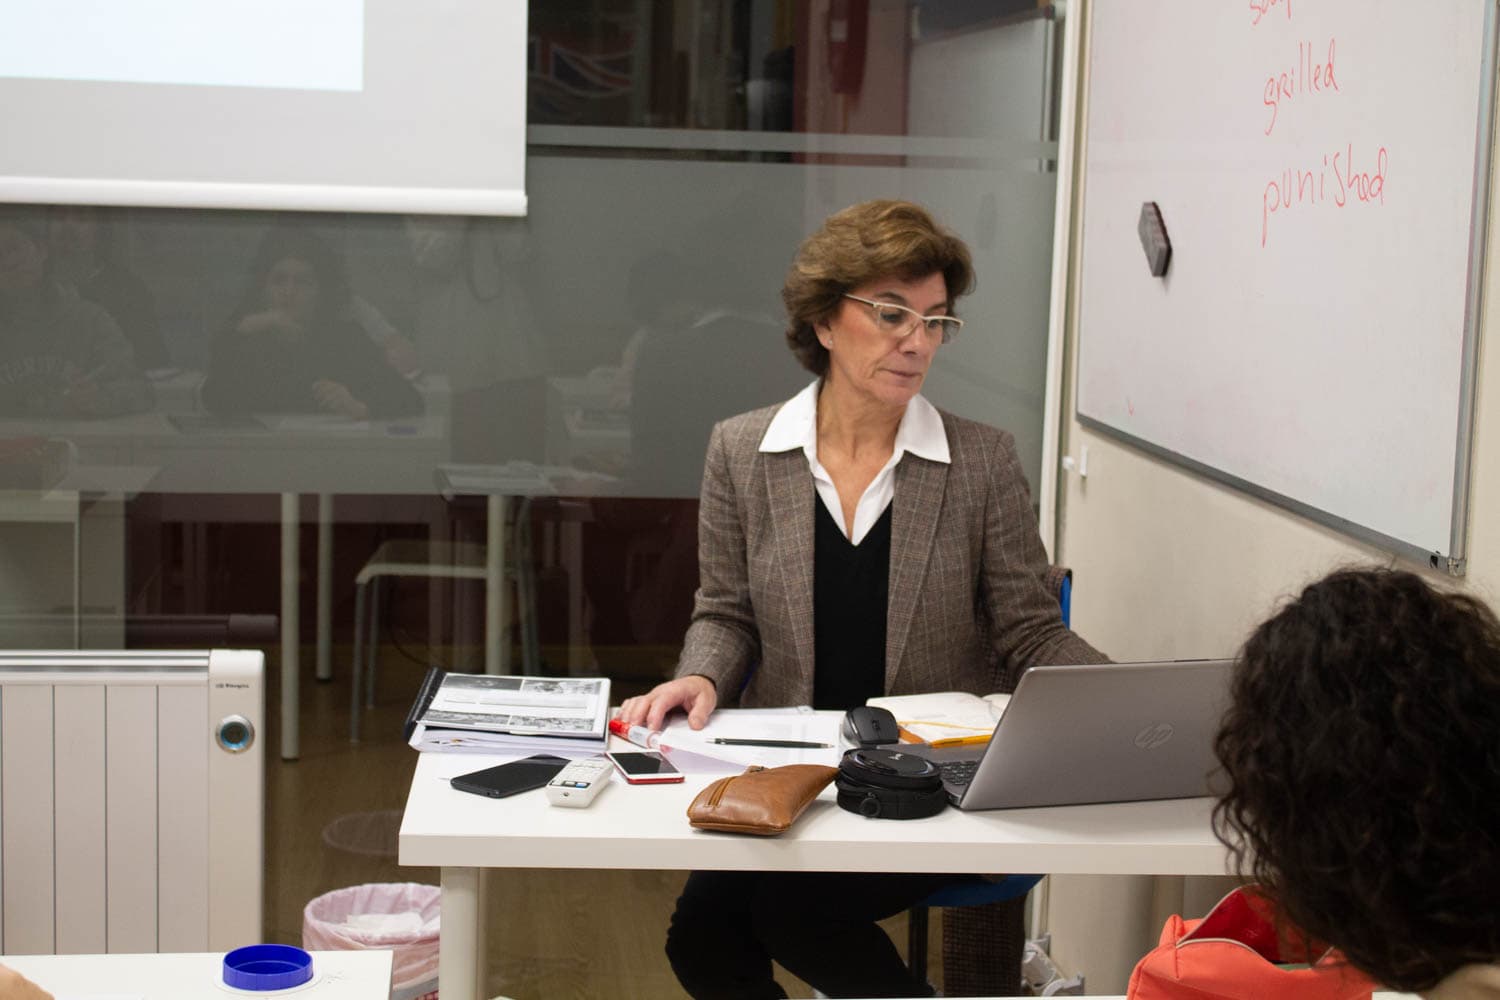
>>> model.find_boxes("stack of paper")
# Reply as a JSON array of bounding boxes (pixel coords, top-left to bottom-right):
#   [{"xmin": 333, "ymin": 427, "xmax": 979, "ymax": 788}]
[
  {"xmin": 659, "ymin": 707, "xmax": 842, "ymax": 769},
  {"xmin": 405, "ymin": 669, "xmax": 611, "ymax": 754}
]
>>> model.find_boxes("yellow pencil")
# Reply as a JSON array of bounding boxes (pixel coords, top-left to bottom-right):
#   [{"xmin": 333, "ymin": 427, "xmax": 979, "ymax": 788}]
[
  {"xmin": 903, "ymin": 719, "xmax": 986, "ymax": 730},
  {"xmin": 926, "ymin": 733, "xmax": 992, "ymax": 748},
  {"xmin": 899, "ymin": 718, "xmax": 993, "ymax": 748}
]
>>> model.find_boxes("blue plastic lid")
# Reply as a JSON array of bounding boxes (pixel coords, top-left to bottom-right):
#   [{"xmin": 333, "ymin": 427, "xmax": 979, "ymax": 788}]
[{"xmin": 223, "ymin": 944, "xmax": 314, "ymax": 991}]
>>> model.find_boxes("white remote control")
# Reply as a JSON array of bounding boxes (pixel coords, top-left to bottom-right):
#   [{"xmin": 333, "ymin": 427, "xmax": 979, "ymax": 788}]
[{"xmin": 545, "ymin": 755, "xmax": 613, "ymax": 808}]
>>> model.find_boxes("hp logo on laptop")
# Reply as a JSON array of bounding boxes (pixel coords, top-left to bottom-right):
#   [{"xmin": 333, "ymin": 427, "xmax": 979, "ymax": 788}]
[{"xmin": 1133, "ymin": 722, "xmax": 1175, "ymax": 750}]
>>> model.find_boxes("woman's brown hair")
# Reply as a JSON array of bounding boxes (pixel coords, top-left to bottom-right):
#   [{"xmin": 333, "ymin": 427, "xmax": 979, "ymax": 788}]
[{"xmin": 781, "ymin": 200, "xmax": 974, "ymax": 376}]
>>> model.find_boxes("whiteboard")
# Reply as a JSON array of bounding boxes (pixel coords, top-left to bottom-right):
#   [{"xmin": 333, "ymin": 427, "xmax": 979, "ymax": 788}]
[{"xmin": 1076, "ymin": 0, "xmax": 1498, "ymax": 570}]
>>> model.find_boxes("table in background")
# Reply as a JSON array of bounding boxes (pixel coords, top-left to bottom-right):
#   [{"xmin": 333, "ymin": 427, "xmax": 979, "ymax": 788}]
[
  {"xmin": 1, "ymin": 409, "xmax": 447, "ymax": 760},
  {"xmin": 0, "ymin": 949, "xmax": 393, "ymax": 999},
  {"xmin": 399, "ymin": 726, "xmax": 1232, "ymax": 1000},
  {"xmin": 8, "ymin": 383, "xmax": 621, "ymax": 759},
  {"xmin": 0, "ymin": 465, "xmax": 158, "ymax": 650}
]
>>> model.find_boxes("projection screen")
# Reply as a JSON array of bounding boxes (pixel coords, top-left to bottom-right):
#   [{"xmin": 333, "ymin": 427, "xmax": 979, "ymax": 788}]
[{"xmin": 0, "ymin": 0, "xmax": 528, "ymax": 215}]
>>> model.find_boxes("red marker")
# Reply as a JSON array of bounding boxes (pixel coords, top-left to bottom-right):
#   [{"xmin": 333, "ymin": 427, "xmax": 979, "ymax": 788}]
[{"xmin": 609, "ymin": 718, "xmax": 662, "ymax": 749}]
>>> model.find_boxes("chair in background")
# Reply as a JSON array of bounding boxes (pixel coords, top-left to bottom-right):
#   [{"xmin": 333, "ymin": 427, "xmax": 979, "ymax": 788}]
[
  {"xmin": 907, "ymin": 567, "xmax": 1074, "ymax": 995},
  {"xmin": 349, "ymin": 501, "xmax": 540, "ymax": 741}
]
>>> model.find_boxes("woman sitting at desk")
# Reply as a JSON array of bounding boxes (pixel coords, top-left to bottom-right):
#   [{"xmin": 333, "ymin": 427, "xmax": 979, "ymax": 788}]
[
  {"xmin": 1214, "ymin": 567, "xmax": 1500, "ymax": 1000},
  {"xmin": 617, "ymin": 200, "xmax": 1109, "ymax": 999},
  {"xmin": 202, "ymin": 225, "xmax": 421, "ymax": 420}
]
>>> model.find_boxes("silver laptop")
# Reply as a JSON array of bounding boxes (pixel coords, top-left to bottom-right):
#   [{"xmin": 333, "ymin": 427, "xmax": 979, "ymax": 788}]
[{"xmin": 910, "ymin": 659, "xmax": 1232, "ymax": 810}]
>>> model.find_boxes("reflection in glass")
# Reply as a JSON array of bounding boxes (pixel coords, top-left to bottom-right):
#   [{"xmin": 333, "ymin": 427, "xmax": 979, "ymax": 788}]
[
  {"xmin": 48, "ymin": 204, "xmax": 170, "ymax": 372},
  {"xmin": 0, "ymin": 4, "xmax": 1068, "ymax": 986},
  {"xmin": 202, "ymin": 224, "xmax": 422, "ymax": 420},
  {"xmin": 406, "ymin": 216, "xmax": 549, "ymax": 464},
  {"xmin": 0, "ymin": 204, "xmax": 150, "ymax": 419}
]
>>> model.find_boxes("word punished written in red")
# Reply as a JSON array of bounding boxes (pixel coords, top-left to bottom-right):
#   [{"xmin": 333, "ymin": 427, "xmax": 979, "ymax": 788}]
[{"xmin": 1261, "ymin": 144, "xmax": 1388, "ymax": 248}]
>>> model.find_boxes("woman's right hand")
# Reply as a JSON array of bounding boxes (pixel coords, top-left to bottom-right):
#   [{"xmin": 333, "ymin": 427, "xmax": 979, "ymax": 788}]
[{"xmin": 617, "ymin": 674, "xmax": 717, "ymax": 732}]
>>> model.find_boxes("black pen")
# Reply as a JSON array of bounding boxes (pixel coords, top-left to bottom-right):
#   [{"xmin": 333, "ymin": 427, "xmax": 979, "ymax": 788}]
[{"xmin": 709, "ymin": 738, "xmax": 832, "ymax": 749}]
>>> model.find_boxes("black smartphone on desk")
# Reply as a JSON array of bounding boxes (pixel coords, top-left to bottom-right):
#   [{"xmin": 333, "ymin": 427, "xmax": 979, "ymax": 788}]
[{"xmin": 450, "ymin": 754, "xmax": 568, "ymax": 798}]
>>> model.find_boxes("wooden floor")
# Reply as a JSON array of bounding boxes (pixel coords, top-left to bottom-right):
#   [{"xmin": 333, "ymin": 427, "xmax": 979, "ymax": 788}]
[{"xmin": 261, "ymin": 642, "xmax": 946, "ymax": 999}]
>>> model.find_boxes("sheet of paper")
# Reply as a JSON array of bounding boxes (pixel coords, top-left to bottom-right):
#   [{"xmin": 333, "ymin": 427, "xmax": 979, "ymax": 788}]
[
  {"xmin": 660, "ymin": 708, "xmax": 842, "ymax": 768},
  {"xmin": 657, "ymin": 745, "xmax": 741, "ymax": 774}
]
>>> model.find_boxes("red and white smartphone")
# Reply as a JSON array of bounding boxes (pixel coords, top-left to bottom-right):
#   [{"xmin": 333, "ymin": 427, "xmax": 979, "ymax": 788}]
[{"xmin": 606, "ymin": 750, "xmax": 684, "ymax": 784}]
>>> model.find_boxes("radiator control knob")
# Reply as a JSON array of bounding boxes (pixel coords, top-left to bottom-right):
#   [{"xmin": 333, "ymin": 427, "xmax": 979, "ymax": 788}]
[{"xmin": 216, "ymin": 714, "xmax": 256, "ymax": 753}]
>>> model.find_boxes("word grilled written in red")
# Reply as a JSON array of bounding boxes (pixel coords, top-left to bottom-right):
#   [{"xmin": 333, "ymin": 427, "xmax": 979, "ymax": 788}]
[{"xmin": 1264, "ymin": 39, "xmax": 1340, "ymax": 136}]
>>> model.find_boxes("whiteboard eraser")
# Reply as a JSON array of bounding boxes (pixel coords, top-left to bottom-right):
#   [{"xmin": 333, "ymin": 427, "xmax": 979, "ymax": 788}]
[{"xmin": 1138, "ymin": 201, "xmax": 1172, "ymax": 277}]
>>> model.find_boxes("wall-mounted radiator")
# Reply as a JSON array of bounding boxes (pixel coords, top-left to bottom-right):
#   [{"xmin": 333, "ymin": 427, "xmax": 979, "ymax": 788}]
[{"xmin": 0, "ymin": 650, "xmax": 263, "ymax": 954}]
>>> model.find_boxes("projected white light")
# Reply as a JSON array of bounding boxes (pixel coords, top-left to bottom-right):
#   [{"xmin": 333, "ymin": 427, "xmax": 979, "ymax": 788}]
[{"xmin": 0, "ymin": 0, "xmax": 526, "ymax": 215}]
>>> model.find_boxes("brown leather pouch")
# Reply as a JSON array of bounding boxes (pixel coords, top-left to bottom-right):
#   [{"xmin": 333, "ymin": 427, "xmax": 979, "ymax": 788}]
[{"xmin": 686, "ymin": 764, "xmax": 838, "ymax": 835}]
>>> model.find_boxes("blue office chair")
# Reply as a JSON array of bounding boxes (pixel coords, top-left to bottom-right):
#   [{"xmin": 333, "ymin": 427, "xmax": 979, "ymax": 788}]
[{"xmin": 905, "ymin": 568, "xmax": 1073, "ymax": 994}]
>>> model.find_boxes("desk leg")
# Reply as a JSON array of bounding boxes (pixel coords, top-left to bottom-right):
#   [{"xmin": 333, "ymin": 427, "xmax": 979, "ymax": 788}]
[
  {"xmin": 316, "ymin": 494, "xmax": 333, "ymax": 683},
  {"xmin": 280, "ymin": 493, "xmax": 299, "ymax": 761},
  {"xmin": 439, "ymin": 866, "xmax": 485, "ymax": 1000},
  {"xmin": 485, "ymin": 495, "xmax": 508, "ymax": 675},
  {"xmin": 476, "ymin": 868, "xmax": 491, "ymax": 989}
]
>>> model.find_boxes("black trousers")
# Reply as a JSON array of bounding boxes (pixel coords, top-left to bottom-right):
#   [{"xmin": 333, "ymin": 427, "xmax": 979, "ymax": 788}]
[{"xmin": 665, "ymin": 870, "xmax": 972, "ymax": 1000}]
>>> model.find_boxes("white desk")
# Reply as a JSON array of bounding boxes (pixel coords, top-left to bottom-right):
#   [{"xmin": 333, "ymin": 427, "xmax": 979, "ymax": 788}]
[
  {"xmin": 399, "ymin": 742, "xmax": 1231, "ymax": 1000},
  {"xmin": 0, "ymin": 950, "xmax": 393, "ymax": 999}
]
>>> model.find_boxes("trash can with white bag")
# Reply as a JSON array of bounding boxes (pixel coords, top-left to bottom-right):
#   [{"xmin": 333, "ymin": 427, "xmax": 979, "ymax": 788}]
[{"xmin": 303, "ymin": 882, "xmax": 440, "ymax": 1000}]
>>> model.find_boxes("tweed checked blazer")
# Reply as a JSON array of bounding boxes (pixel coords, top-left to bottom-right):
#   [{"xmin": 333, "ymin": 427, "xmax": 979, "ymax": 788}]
[{"xmin": 676, "ymin": 400, "xmax": 1108, "ymax": 708}]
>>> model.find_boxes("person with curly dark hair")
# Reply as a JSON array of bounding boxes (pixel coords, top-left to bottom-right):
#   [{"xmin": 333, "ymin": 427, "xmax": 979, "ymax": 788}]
[{"xmin": 1213, "ymin": 566, "xmax": 1500, "ymax": 999}]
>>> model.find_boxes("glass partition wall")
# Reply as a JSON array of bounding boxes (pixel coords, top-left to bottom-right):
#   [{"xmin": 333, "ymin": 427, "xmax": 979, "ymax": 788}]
[{"xmin": 0, "ymin": 1, "xmax": 1061, "ymax": 992}]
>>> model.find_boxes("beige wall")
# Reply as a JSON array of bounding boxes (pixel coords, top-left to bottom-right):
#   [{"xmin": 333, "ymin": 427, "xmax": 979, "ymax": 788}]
[{"xmin": 1041, "ymin": 1, "xmax": 1500, "ymax": 989}]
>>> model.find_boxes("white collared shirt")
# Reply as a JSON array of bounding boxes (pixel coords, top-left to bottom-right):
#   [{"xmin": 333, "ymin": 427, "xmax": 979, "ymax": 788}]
[{"xmin": 758, "ymin": 380, "xmax": 951, "ymax": 544}]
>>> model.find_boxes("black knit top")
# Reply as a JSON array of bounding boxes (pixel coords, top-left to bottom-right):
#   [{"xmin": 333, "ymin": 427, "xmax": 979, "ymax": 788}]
[{"xmin": 812, "ymin": 497, "xmax": 892, "ymax": 711}]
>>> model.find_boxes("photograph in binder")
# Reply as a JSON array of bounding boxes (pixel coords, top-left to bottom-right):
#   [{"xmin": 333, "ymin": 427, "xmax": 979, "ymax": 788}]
[{"xmin": 405, "ymin": 669, "xmax": 611, "ymax": 753}]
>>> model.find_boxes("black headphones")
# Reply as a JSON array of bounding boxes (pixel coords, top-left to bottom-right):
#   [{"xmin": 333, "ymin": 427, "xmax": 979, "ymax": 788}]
[{"xmin": 835, "ymin": 748, "xmax": 949, "ymax": 820}]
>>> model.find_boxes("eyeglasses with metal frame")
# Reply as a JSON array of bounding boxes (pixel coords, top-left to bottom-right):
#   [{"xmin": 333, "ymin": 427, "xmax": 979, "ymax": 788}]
[{"xmin": 842, "ymin": 294, "xmax": 964, "ymax": 344}]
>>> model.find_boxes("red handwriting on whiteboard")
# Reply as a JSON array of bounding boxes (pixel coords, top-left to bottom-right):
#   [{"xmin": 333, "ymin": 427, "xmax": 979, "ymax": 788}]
[
  {"xmin": 1261, "ymin": 145, "xmax": 1388, "ymax": 247},
  {"xmin": 1249, "ymin": 0, "xmax": 1291, "ymax": 27},
  {"xmin": 1264, "ymin": 39, "xmax": 1340, "ymax": 136}
]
